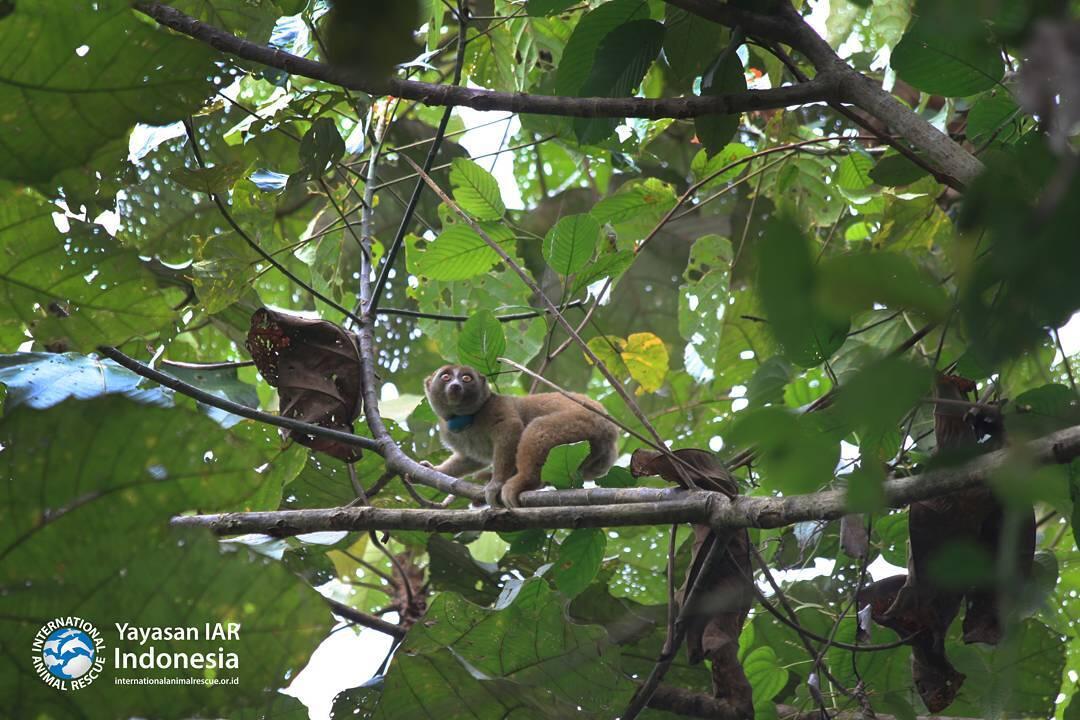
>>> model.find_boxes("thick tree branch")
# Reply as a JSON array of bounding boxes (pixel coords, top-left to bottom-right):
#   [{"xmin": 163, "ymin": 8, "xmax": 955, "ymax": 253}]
[
  {"xmin": 171, "ymin": 493, "xmax": 718, "ymax": 535},
  {"xmin": 664, "ymin": 0, "xmax": 984, "ymax": 188},
  {"xmin": 133, "ymin": 1, "xmax": 840, "ymax": 119},
  {"xmin": 172, "ymin": 423, "xmax": 1080, "ymax": 535}
]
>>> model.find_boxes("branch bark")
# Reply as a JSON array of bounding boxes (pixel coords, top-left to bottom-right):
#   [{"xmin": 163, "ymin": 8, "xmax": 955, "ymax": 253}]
[
  {"xmin": 171, "ymin": 423, "xmax": 1080, "ymax": 536},
  {"xmin": 134, "ymin": 1, "xmax": 839, "ymax": 119},
  {"xmin": 664, "ymin": 0, "xmax": 984, "ymax": 188}
]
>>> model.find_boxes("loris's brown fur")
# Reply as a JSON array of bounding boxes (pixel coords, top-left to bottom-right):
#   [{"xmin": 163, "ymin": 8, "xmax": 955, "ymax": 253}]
[{"xmin": 424, "ymin": 365, "xmax": 619, "ymax": 507}]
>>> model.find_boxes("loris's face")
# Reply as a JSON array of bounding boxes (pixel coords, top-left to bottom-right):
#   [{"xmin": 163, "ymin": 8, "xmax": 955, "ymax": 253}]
[{"xmin": 426, "ymin": 365, "xmax": 489, "ymax": 415}]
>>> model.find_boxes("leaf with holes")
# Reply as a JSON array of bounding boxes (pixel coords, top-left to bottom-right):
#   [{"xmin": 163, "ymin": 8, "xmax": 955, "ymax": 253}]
[
  {"xmin": 0, "ymin": 1, "xmax": 219, "ymax": 184},
  {"xmin": 0, "ymin": 193, "xmax": 173, "ymax": 351}
]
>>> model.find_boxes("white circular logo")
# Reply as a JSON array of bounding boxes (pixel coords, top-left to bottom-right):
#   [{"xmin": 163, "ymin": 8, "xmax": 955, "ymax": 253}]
[{"xmin": 33, "ymin": 617, "xmax": 105, "ymax": 689}]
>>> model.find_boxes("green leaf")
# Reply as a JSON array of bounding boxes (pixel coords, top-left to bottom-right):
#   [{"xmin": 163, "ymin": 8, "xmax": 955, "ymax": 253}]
[
  {"xmin": 570, "ymin": 250, "xmax": 635, "ymax": 296},
  {"xmin": 834, "ymin": 357, "xmax": 931, "ymax": 435},
  {"xmin": 591, "ymin": 178, "xmax": 678, "ymax": 247},
  {"xmin": 427, "ymin": 535, "xmax": 502, "ymax": 606},
  {"xmin": 817, "ymin": 251, "xmax": 950, "ymax": 320},
  {"xmin": 747, "ymin": 356, "xmax": 793, "ymax": 407},
  {"xmin": 298, "ymin": 117, "xmax": 345, "ymax": 177},
  {"xmin": 743, "ymin": 646, "xmax": 789, "ymax": 710},
  {"xmin": 690, "ymin": 143, "xmax": 753, "ymax": 190},
  {"xmin": 450, "ymin": 158, "xmax": 506, "ymax": 220},
  {"xmin": 950, "ymin": 619, "xmax": 1065, "ymax": 719},
  {"xmin": 663, "ymin": 6, "xmax": 727, "ymax": 83},
  {"xmin": 342, "ymin": 579, "xmax": 633, "ymax": 716},
  {"xmin": 621, "ymin": 332, "xmax": 669, "ymax": 393},
  {"xmin": 458, "ymin": 309, "xmax": 506, "ymax": 377},
  {"xmin": 846, "ymin": 461, "xmax": 886, "ymax": 512},
  {"xmin": 572, "ymin": 20, "xmax": 665, "ymax": 144},
  {"xmin": 541, "ymin": 441, "xmax": 591, "ymax": 489},
  {"xmin": 0, "ymin": 352, "xmax": 169, "ymax": 409},
  {"xmin": 836, "ymin": 151, "xmax": 875, "ymax": 191},
  {"xmin": 967, "ymin": 90, "xmax": 1021, "ymax": 146},
  {"xmin": 191, "ymin": 232, "xmax": 260, "ymax": 314},
  {"xmin": 695, "ymin": 50, "xmax": 746, "ymax": 156},
  {"xmin": 555, "ymin": 0, "xmax": 652, "ymax": 97},
  {"xmin": 597, "ymin": 466, "xmax": 636, "ymax": 488},
  {"xmin": 169, "ymin": 160, "xmax": 248, "ymax": 195},
  {"xmin": 1006, "ymin": 383, "xmax": 1080, "ymax": 439},
  {"xmin": 0, "ymin": 398, "xmax": 329, "ymax": 714},
  {"xmin": 891, "ymin": 11, "xmax": 1004, "ymax": 97},
  {"xmin": 0, "ymin": 193, "xmax": 173, "ymax": 351},
  {"xmin": 527, "ymin": 0, "xmax": 577, "ymax": 16},
  {"xmin": 544, "ymin": 213, "xmax": 600, "ymax": 276},
  {"xmin": 757, "ymin": 215, "xmax": 849, "ymax": 367},
  {"xmin": 0, "ymin": 1, "xmax": 219, "ymax": 183},
  {"xmin": 869, "ymin": 151, "xmax": 931, "ymax": 187},
  {"xmin": 552, "ymin": 528, "xmax": 607, "ymax": 598},
  {"xmin": 729, "ymin": 407, "xmax": 839, "ymax": 494},
  {"xmin": 410, "ymin": 223, "xmax": 515, "ymax": 281}
]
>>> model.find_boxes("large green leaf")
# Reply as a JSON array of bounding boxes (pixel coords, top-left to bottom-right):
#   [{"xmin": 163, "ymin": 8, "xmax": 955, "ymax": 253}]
[
  {"xmin": 458, "ymin": 309, "xmax": 506, "ymax": 377},
  {"xmin": 729, "ymin": 406, "xmax": 839, "ymax": 494},
  {"xmin": 572, "ymin": 19, "xmax": 665, "ymax": 144},
  {"xmin": 0, "ymin": 398, "xmax": 329, "ymax": 716},
  {"xmin": 756, "ymin": 215, "xmax": 849, "ymax": 367},
  {"xmin": 543, "ymin": 213, "xmax": 600, "ymax": 276},
  {"xmin": 172, "ymin": 0, "xmax": 304, "ymax": 42},
  {"xmin": 449, "ymin": 158, "xmax": 506, "ymax": 221},
  {"xmin": 0, "ymin": 352, "xmax": 170, "ymax": 409},
  {"xmin": 408, "ymin": 223, "xmax": 515, "ymax": 281},
  {"xmin": 554, "ymin": 0, "xmax": 652, "ymax": 97},
  {"xmin": 0, "ymin": 0, "xmax": 219, "ymax": 184},
  {"xmin": 337, "ymin": 579, "xmax": 634, "ymax": 718},
  {"xmin": 552, "ymin": 528, "xmax": 607, "ymax": 598},
  {"xmin": 891, "ymin": 10, "xmax": 1004, "ymax": 97},
  {"xmin": 663, "ymin": 6, "xmax": 728, "ymax": 83},
  {"xmin": 0, "ymin": 191, "xmax": 174, "ymax": 350},
  {"xmin": 695, "ymin": 51, "xmax": 747, "ymax": 157},
  {"xmin": 817, "ymin": 251, "xmax": 950, "ymax": 320}
]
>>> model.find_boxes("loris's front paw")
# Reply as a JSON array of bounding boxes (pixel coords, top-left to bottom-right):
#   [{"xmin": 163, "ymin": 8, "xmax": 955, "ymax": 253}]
[
  {"xmin": 418, "ymin": 460, "xmax": 434, "ymax": 469},
  {"xmin": 484, "ymin": 480, "xmax": 505, "ymax": 508}
]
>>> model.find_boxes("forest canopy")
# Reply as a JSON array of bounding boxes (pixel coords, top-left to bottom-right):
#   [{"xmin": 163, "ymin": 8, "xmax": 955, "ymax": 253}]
[{"xmin": 2, "ymin": 1, "xmax": 1080, "ymax": 719}]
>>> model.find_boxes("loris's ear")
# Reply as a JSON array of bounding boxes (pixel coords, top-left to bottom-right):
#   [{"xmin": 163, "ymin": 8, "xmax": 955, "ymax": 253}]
[{"xmin": 424, "ymin": 374, "xmax": 432, "ymax": 391}]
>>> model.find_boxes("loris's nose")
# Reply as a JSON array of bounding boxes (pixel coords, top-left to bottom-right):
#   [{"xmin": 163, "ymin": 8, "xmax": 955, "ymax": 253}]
[{"xmin": 447, "ymin": 381, "xmax": 464, "ymax": 397}]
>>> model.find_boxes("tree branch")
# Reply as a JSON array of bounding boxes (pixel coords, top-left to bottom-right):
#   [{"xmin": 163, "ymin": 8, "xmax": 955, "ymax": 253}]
[
  {"xmin": 171, "ymin": 423, "xmax": 1080, "ymax": 535},
  {"xmin": 99, "ymin": 346, "xmax": 380, "ymax": 453},
  {"xmin": 664, "ymin": 0, "xmax": 984, "ymax": 188},
  {"xmin": 133, "ymin": 1, "xmax": 841, "ymax": 120},
  {"xmin": 324, "ymin": 597, "xmax": 405, "ymax": 639}
]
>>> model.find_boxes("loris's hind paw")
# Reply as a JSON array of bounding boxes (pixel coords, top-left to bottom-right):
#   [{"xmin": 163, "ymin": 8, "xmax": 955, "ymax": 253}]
[{"xmin": 499, "ymin": 484, "xmax": 523, "ymax": 508}]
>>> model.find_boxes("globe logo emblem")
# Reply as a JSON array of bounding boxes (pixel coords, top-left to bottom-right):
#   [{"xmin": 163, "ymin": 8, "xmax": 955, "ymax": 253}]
[
  {"xmin": 42, "ymin": 627, "xmax": 96, "ymax": 680},
  {"xmin": 32, "ymin": 617, "xmax": 105, "ymax": 690}
]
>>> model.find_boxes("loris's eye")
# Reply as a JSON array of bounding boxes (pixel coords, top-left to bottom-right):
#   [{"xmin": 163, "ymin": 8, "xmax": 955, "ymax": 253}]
[
  {"xmin": 462, "ymin": 375, "xmax": 472, "ymax": 382},
  {"xmin": 440, "ymin": 373, "xmax": 451, "ymax": 382}
]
